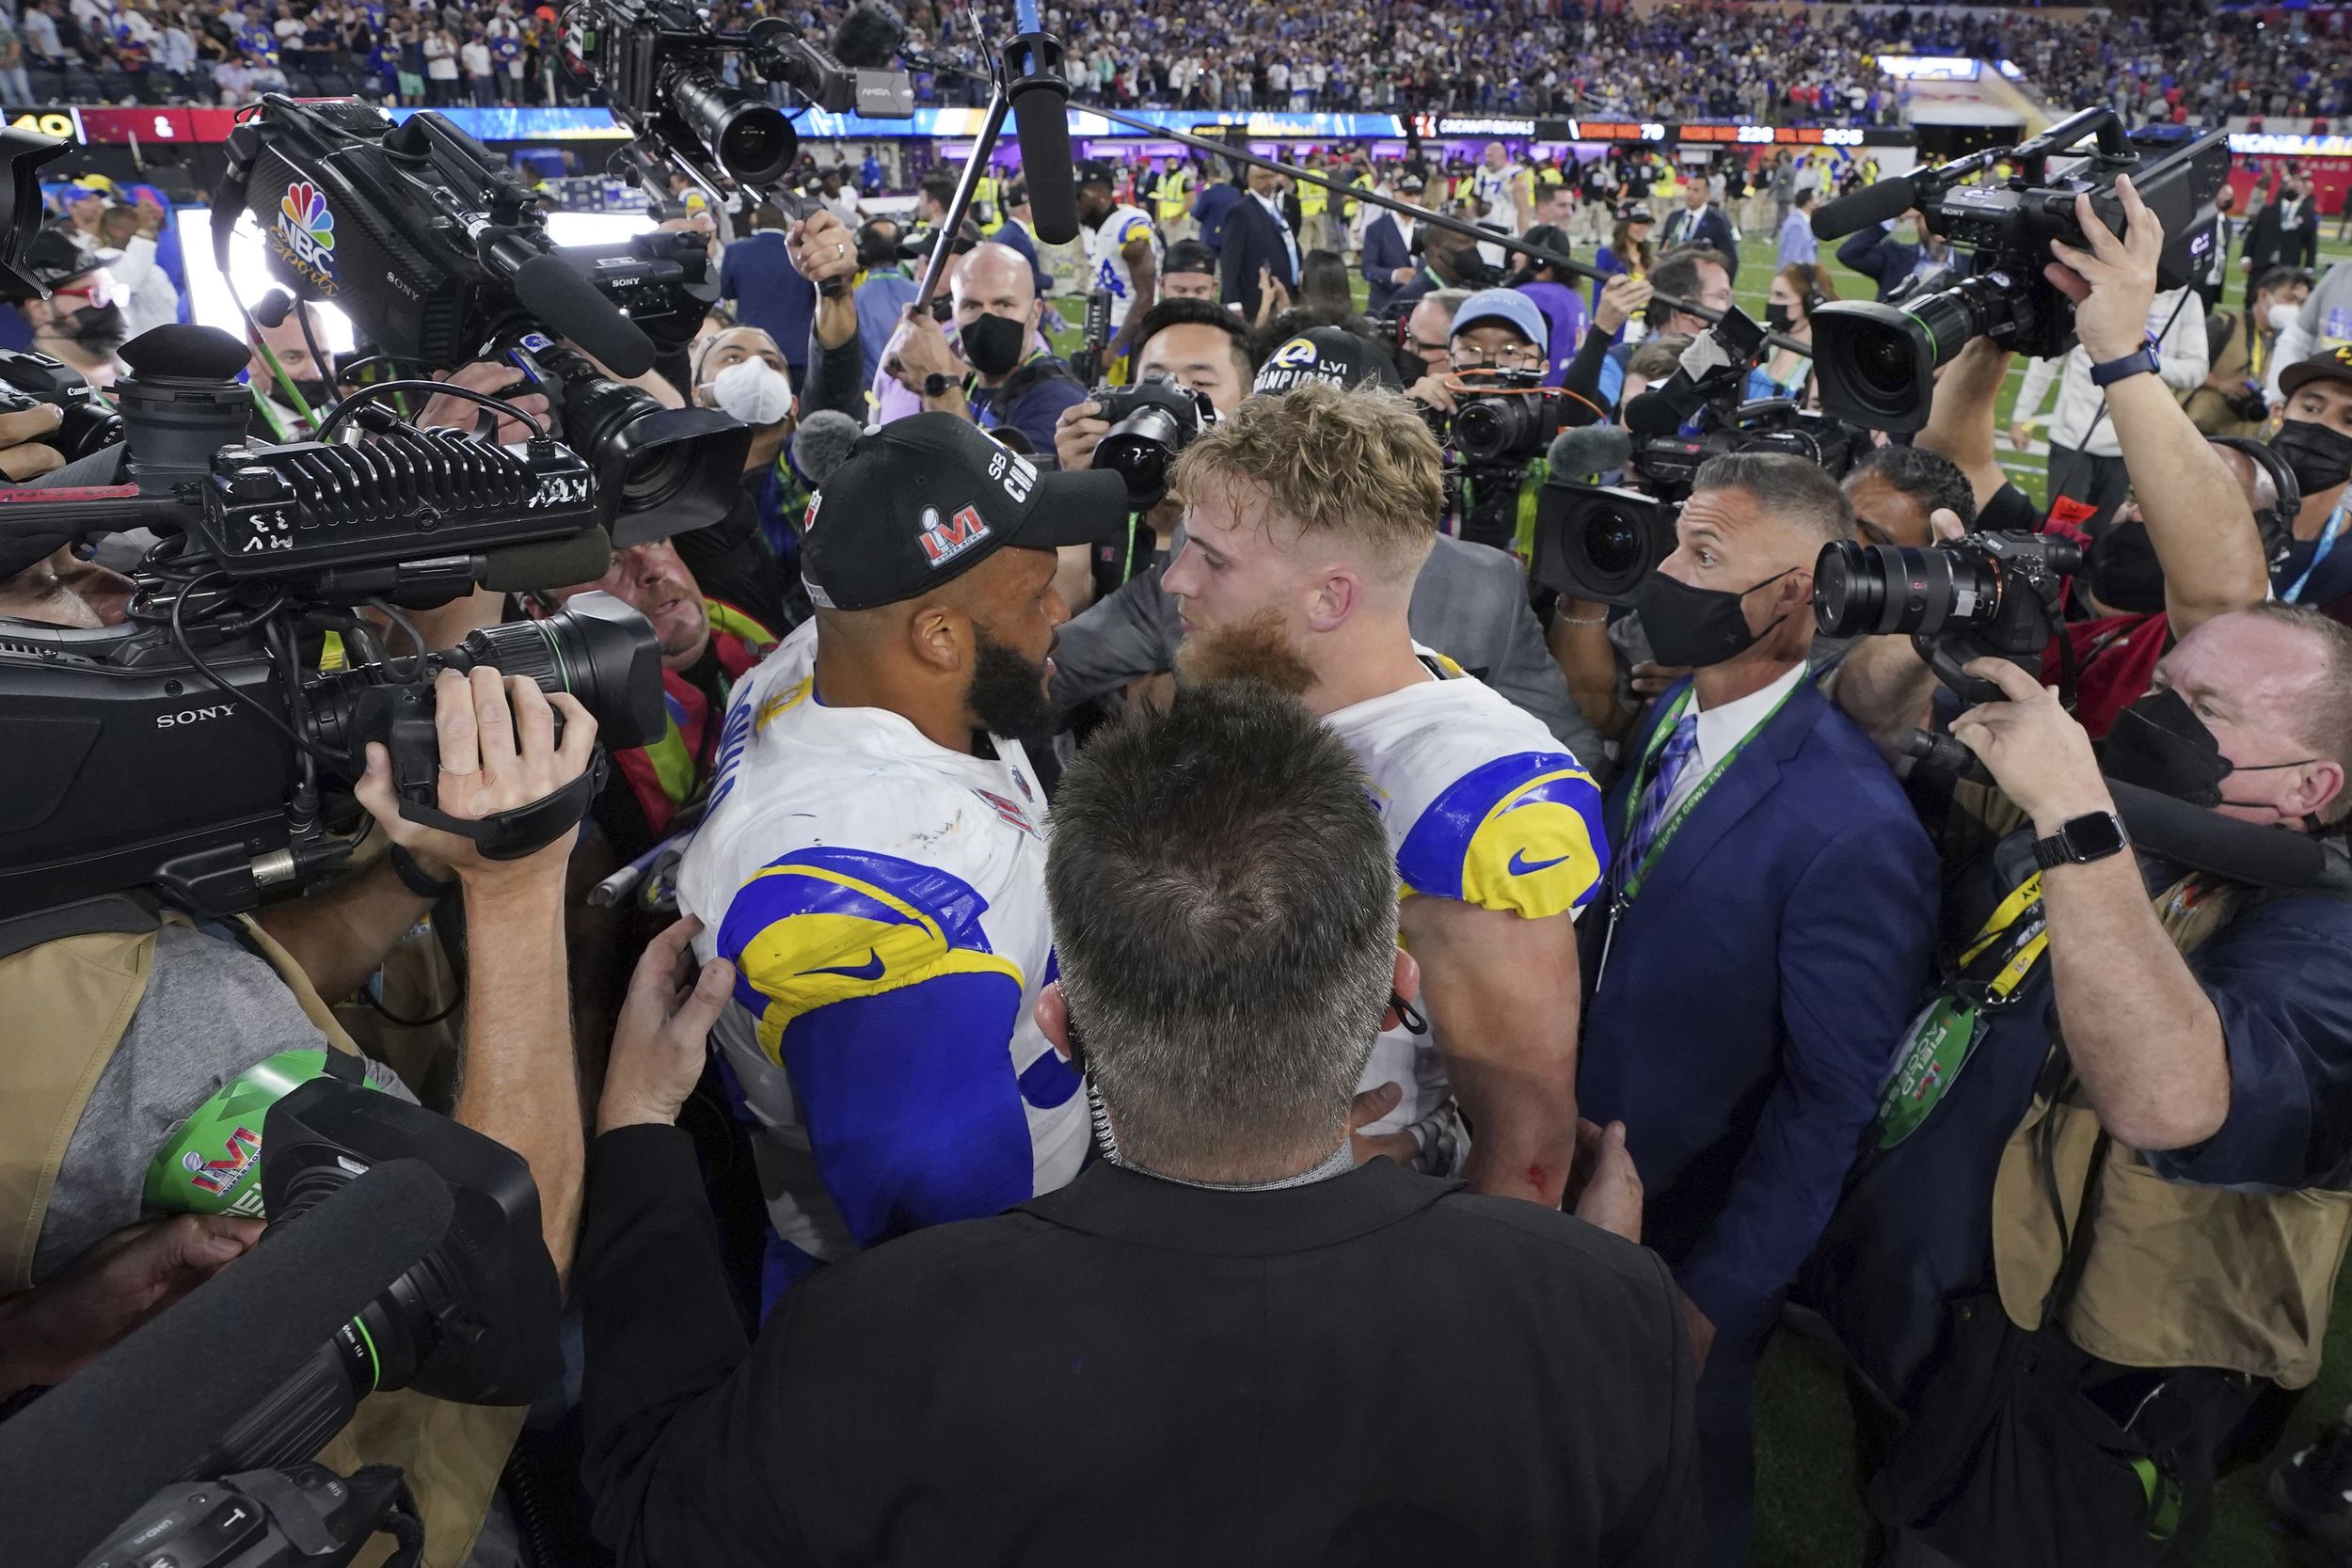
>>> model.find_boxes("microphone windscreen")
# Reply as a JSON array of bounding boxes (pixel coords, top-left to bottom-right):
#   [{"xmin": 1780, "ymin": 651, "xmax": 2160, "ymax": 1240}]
[
  {"xmin": 790, "ymin": 409, "xmax": 863, "ymax": 485},
  {"xmin": 118, "ymin": 323, "xmax": 251, "ymax": 382},
  {"xmin": 479, "ymin": 525, "xmax": 614, "ymax": 592},
  {"xmin": 0, "ymin": 1160, "xmax": 452, "ymax": 1566},
  {"xmin": 513, "ymin": 253, "xmax": 657, "ymax": 380},
  {"xmin": 1009, "ymin": 81, "xmax": 1079, "ymax": 245},
  {"xmin": 1812, "ymin": 176, "xmax": 1919, "ymax": 240},
  {"xmin": 829, "ymin": 0, "xmax": 906, "ymax": 68},
  {"xmin": 1546, "ymin": 424, "xmax": 1634, "ymax": 480}
]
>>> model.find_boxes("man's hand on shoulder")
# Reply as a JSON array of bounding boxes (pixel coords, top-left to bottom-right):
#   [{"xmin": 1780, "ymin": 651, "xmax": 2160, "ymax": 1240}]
[{"xmin": 600, "ymin": 917, "xmax": 736, "ymax": 1134}]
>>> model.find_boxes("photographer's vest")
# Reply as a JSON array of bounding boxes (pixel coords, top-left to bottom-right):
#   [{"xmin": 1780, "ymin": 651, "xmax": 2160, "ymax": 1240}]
[
  {"xmin": 972, "ymin": 173, "xmax": 1001, "ymax": 232},
  {"xmin": 1154, "ymin": 168, "xmax": 1191, "ymax": 225},
  {"xmin": 0, "ymin": 901, "xmax": 522, "ymax": 1568},
  {"xmin": 1985, "ymin": 874, "xmax": 2352, "ymax": 1387},
  {"xmin": 2181, "ymin": 310, "xmax": 2269, "ymax": 438}
]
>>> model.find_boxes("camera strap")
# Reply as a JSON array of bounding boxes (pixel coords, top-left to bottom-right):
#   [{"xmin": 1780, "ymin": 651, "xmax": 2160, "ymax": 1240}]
[{"xmin": 395, "ymin": 752, "xmax": 609, "ymax": 862}]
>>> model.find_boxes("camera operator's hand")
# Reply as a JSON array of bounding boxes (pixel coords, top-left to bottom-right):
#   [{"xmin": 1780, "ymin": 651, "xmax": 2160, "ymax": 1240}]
[
  {"xmin": 885, "ymin": 306, "xmax": 969, "ymax": 412},
  {"xmin": 789, "ymin": 210, "xmax": 860, "ymax": 349},
  {"xmin": 355, "ymin": 666, "xmax": 596, "ymax": 889},
  {"xmin": 598, "ymin": 915, "xmax": 736, "ymax": 1133},
  {"xmin": 1592, "ymin": 272, "xmax": 1653, "ymax": 336},
  {"xmin": 0, "ymin": 1214, "xmax": 262, "ymax": 1400},
  {"xmin": 0, "ymin": 401, "xmax": 66, "ymax": 481},
  {"xmin": 1566, "ymin": 1117, "xmax": 1641, "ymax": 1243},
  {"xmin": 1948, "ymin": 657, "xmax": 2115, "ymax": 834},
  {"xmin": 2045, "ymin": 173, "xmax": 2162, "ymax": 365},
  {"xmin": 1407, "ymin": 372, "xmax": 1457, "ymax": 414},
  {"xmin": 417, "ymin": 360, "xmax": 551, "ymax": 445},
  {"xmin": 1056, "ymin": 398, "xmax": 1107, "ymax": 471}
]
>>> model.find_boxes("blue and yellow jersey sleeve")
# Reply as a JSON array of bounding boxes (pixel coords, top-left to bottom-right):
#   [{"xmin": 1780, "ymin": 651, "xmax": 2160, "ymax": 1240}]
[
  {"xmin": 1394, "ymin": 751, "xmax": 1610, "ymax": 919},
  {"xmin": 713, "ymin": 845, "xmax": 1036, "ymax": 1246},
  {"xmin": 1113, "ymin": 211, "xmax": 1153, "ymax": 250}
]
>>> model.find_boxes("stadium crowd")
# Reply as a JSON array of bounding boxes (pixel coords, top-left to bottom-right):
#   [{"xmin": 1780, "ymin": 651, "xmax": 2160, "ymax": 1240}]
[{"xmin": 0, "ymin": 0, "xmax": 2344, "ymax": 129}]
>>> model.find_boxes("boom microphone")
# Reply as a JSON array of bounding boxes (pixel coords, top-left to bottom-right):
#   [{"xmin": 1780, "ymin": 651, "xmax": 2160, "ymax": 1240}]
[
  {"xmin": 513, "ymin": 253, "xmax": 658, "ymax": 379},
  {"xmin": 1546, "ymin": 424, "xmax": 1635, "ymax": 483},
  {"xmin": 790, "ymin": 408, "xmax": 864, "ymax": 485},
  {"xmin": 1004, "ymin": 26, "xmax": 1078, "ymax": 245},
  {"xmin": 1812, "ymin": 176, "xmax": 1920, "ymax": 240},
  {"xmin": 0, "ymin": 1161, "xmax": 453, "ymax": 1566},
  {"xmin": 829, "ymin": 0, "xmax": 907, "ymax": 69}
]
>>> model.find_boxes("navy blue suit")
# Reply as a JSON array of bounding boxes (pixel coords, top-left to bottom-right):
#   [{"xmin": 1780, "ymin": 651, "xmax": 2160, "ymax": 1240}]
[
  {"xmin": 1659, "ymin": 202, "xmax": 1739, "ymax": 280},
  {"xmin": 1578, "ymin": 673, "xmax": 1937, "ymax": 1567},
  {"xmin": 1361, "ymin": 212, "xmax": 1415, "ymax": 314}
]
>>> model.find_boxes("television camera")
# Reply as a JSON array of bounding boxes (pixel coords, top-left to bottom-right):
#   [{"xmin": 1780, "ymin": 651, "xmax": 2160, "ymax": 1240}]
[{"xmin": 1806, "ymin": 109, "xmax": 2229, "ymax": 433}]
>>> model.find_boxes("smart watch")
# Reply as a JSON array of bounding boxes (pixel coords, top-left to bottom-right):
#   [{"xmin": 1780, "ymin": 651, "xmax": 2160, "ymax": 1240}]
[
  {"xmin": 2088, "ymin": 334, "xmax": 2161, "ymax": 388},
  {"xmin": 922, "ymin": 372, "xmax": 954, "ymax": 400},
  {"xmin": 2031, "ymin": 810, "xmax": 2130, "ymax": 870}
]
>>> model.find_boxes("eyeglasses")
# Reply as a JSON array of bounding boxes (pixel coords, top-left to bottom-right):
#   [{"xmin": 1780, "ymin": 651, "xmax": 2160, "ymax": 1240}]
[{"xmin": 1450, "ymin": 343, "xmax": 1544, "ymax": 372}]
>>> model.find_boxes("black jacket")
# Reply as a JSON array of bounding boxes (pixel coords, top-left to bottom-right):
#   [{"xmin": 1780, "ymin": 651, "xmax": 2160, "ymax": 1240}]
[
  {"xmin": 1220, "ymin": 193, "xmax": 1301, "ymax": 323},
  {"xmin": 2246, "ymin": 198, "xmax": 2320, "ymax": 276},
  {"xmin": 580, "ymin": 1129, "xmax": 1701, "ymax": 1568}
]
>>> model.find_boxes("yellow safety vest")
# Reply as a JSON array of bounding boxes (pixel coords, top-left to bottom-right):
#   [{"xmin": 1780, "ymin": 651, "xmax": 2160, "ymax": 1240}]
[
  {"xmin": 973, "ymin": 173, "xmax": 1002, "ymax": 232},
  {"xmin": 1299, "ymin": 179, "xmax": 1327, "ymax": 218},
  {"xmin": 1154, "ymin": 169, "xmax": 1191, "ymax": 224}
]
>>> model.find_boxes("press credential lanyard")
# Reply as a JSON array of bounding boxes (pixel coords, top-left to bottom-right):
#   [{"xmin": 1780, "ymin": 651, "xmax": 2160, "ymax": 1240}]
[{"xmin": 1612, "ymin": 680, "xmax": 1801, "ymax": 908}]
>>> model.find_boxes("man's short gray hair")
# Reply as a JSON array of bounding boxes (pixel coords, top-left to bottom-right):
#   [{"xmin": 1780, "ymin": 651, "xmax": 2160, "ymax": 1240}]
[
  {"xmin": 1692, "ymin": 451, "xmax": 1855, "ymax": 549},
  {"xmin": 1044, "ymin": 683, "xmax": 1398, "ymax": 1173}
]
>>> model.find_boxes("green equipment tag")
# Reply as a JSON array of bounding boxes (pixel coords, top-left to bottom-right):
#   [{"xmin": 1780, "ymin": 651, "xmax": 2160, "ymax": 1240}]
[
  {"xmin": 1875, "ymin": 995, "xmax": 1982, "ymax": 1150},
  {"xmin": 142, "ymin": 1049, "xmax": 373, "ymax": 1216}
]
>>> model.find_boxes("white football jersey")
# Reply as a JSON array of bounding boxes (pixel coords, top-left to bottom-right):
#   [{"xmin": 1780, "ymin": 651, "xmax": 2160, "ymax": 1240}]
[
  {"xmin": 1323, "ymin": 652, "xmax": 1609, "ymax": 1144},
  {"xmin": 676, "ymin": 623, "xmax": 1088, "ymax": 1272},
  {"xmin": 1085, "ymin": 203, "xmax": 1160, "ymax": 319}
]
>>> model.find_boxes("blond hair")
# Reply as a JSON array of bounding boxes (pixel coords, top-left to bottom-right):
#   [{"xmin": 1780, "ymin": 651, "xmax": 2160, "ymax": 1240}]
[{"xmin": 1169, "ymin": 382, "xmax": 1443, "ymax": 585}]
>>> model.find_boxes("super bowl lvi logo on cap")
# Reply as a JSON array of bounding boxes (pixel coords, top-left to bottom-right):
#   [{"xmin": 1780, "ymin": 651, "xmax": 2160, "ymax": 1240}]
[{"xmin": 919, "ymin": 504, "xmax": 993, "ymax": 568}]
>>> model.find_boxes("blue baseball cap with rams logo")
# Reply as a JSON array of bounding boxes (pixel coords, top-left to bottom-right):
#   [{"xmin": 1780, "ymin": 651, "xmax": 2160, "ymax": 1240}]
[
  {"xmin": 2280, "ymin": 342, "xmax": 2352, "ymax": 400},
  {"xmin": 800, "ymin": 414, "xmax": 1131, "ymax": 610}
]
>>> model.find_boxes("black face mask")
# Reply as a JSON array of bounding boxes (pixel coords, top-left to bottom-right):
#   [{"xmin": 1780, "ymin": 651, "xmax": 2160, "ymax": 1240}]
[
  {"xmin": 54, "ymin": 302, "xmax": 123, "ymax": 356},
  {"xmin": 2101, "ymin": 687, "xmax": 2322, "ymax": 824},
  {"xmin": 1764, "ymin": 302, "xmax": 1794, "ymax": 333},
  {"xmin": 2271, "ymin": 418, "xmax": 2352, "ymax": 496},
  {"xmin": 2086, "ymin": 518, "xmax": 2167, "ymax": 615},
  {"xmin": 961, "ymin": 310, "xmax": 1028, "ymax": 379},
  {"xmin": 1635, "ymin": 567, "xmax": 1791, "ymax": 670}
]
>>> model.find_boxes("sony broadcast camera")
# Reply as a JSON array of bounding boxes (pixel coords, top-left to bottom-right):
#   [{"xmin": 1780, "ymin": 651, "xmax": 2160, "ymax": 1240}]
[
  {"xmin": 1808, "ymin": 108, "xmax": 2229, "ymax": 433},
  {"xmin": 0, "ymin": 321, "xmax": 667, "ymax": 926},
  {"xmin": 1530, "ymin": 306, "xmax": 1856, "ymax": 604}
]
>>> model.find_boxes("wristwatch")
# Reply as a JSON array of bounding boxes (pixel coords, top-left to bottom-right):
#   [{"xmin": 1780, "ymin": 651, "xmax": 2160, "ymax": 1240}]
[
  {"xmin": 2031, "ymin": 810, "xmax": 2130, "ymax": 870},
  {"xmin": 2088, "ymin": 334, "xmax": 2161, "ymax": 388},
  {"xmin": 922, "ymin": 372, "xmax": 954, "ymax": 400}
]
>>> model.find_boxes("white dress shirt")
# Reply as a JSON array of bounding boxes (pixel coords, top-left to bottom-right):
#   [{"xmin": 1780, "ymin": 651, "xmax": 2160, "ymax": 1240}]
[{"xmin": 1659, "ymin": 660, "xmax": 1807, "ymax": 822}]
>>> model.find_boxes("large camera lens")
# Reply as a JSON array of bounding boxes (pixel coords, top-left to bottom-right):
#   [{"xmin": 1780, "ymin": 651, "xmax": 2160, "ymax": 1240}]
[
  {"xmin": 669, "ymin": 69, "xmax": 798, "ymax": 187},
  {"xmin": 1811, "ymin": 286, "xmax": 1999, "ymax": 436},
  {"xmin": 1530, "ymin": 480, "xmax": 1680, "ymax": 606},
  {"xmin": 1812, "ymin": 539, "xmax": 2001, "ymax": 638},
  {"xmin": 1094, "ymin": 382, "xmax": 1202, "ymax": 504},
  {"xmin": 1454, "ymin": 396, "xmax": 1530, "ymax": 464},
  {"xmin": 449, "ymin": 590, "xmax": 668, "ymax": 751},
  {"xmin": 557, "ymin": 367, "xmax": 751, "ymax": 545}
]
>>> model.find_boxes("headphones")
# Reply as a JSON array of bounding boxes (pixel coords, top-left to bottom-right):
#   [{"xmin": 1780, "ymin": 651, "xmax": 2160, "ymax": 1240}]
[
  {"xmin": 1788, "ymin": 262, "xmax": 1830, "ymax": 320},
  {"xmin": 2207, "ymin": 435, "xmax": 2302, "ymax": 573},
  {"xmin": 853, "ymin": 217, "xmax": 902, "ymax": 273}
]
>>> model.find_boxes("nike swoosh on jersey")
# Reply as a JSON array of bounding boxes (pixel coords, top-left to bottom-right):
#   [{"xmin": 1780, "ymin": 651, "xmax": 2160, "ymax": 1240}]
[
  {"xmin": 1507, "ymin": 848, "xmax": 1573, "ymax": 876},
  {"xmin": 802, "ymin": 948, "xmax": 884, "ymax": 982}
]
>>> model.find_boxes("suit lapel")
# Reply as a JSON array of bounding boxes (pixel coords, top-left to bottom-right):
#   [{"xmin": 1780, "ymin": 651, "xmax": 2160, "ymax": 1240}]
[{"xmin": 1620, "ymin": 680, "xmax": 1820, "ymax": 915}]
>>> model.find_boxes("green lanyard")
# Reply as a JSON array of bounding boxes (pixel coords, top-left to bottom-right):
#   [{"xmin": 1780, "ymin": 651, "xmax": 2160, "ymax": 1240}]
[{"xmin": 1613, "ymin": 679, "xmax": 1800, "ymax": 907}]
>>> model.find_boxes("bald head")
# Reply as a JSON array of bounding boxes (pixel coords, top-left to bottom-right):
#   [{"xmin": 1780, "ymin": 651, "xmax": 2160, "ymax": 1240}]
[
  {"xmin": 2158, "ymin": 604, "xmax": 2352, "ymax": 826},
  {"xmin": 951, "ymin": 242, "xmax": 1039, "ymax": 324}
]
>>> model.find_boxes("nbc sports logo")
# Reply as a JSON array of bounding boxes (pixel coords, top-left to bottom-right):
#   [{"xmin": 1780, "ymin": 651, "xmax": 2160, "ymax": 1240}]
[
  {"xmin": 919, "ymin": 504, "xmax": 991, "ymax": 567},
  {"xmin": 277, "ymin": 181, "xmax": 336, "ymax": 274}
]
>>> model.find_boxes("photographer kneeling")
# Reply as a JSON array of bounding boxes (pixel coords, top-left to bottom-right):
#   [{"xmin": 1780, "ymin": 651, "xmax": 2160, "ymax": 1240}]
[{"xmin": 0, "ymin": 523, "xmax": 597, "ymax": 1564}]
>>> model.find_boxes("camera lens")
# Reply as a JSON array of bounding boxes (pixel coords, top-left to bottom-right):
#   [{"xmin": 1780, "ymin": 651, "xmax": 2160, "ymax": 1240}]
[
  {"xmin": 453, "ymin": 591, "xmax": 669, "ymax": 752},
  {"xmin": 1812, "ymin": 298, "xmax": 1972, "ymax": 436},
  {"xmin": 1097, "ymin": 403, "xmax": 1184, "ymax": 502},
  {"xmin": 1851, "ymin": 329, "xmax": 1915, "ymax": 401},
  {"xmin": 1584, "ymin": 505, "xmax": 1645, "ymax": 579},
  {"xmin": 1531, "ymin": 480, "xmax": 1678, "ymax": 606},
  {"xmin": 669, "ymin": 69, "xmax": 798, "ymax": 187},
  {"xmin": 555, "ymin": 365, "xmax": 750, "ymax": 543},
  {"xmin": 1812, "ymin": 540, "xmax": 2002, "ymax": 639}
]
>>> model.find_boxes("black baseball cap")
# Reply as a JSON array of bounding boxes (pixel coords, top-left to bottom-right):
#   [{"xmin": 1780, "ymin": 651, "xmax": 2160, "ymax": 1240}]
[
  {"xmin": 801, "ymin": 414, "xmax": 1131, "ymax": 611},
  {"xmin": 2280, "ymin": 342, "xmax": 2352, "ymax": 399},
  {"xmin": 21, "ymin": 227, "xmax": 97, "ymax": 293},
  {"xmin": 1075, "ymin": 160, "xmax": 1116, "ymax": 190},
  {"xmin": 1163, "ymin": 238, "xmax": 1216, "ymax": 277},
  {"xmin": 1252, "ymin": 325, "xmax": 1405, "ymax": 396}
]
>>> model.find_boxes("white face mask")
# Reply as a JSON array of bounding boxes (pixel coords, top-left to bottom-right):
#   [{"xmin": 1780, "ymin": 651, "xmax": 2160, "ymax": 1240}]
[
  {"xmin": 2269, "ymin": 301, "xmax": 2303, "ymax": 335},
  {"xmin": 707, "ymin": 357, "xmax": 793, "ymax": 427}
]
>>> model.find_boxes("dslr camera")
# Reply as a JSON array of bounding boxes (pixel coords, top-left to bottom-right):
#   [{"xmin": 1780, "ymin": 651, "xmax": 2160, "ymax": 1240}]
[
  {"xmin": 1089, "ymin": 372, "xmax": 1216, "ymax": 506},
  {"xmin": 1812, "ymin": 529, "xmax": 2082, "ymax": 705},
  {"xmin": 1810, "ymin": 108, "xmax": 2229, "ymax": 433},
  {"xmin": 1442, "ymin": 369, "xmax": 1583, "ymax": 553}
]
